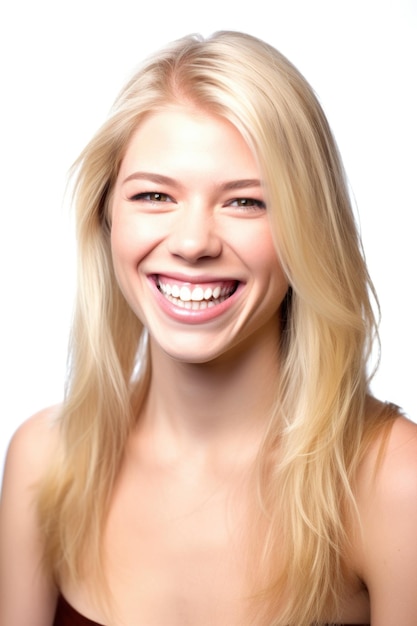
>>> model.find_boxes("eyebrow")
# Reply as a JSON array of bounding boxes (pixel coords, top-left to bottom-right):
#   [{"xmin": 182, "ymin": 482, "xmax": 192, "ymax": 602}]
[{"xmin": 122, "ymin": 171, "xmax": 262, "ymax": 191}]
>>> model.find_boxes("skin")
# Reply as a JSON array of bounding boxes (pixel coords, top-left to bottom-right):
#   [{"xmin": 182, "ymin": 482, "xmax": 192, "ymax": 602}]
[{"xmin": 1, "ymin": 108, "xmax": 417, "ymax": 626}]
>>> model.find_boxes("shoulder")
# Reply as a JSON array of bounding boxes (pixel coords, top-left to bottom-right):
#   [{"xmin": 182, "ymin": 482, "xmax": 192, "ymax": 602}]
[
  {"xmin": 3, "ymin": 405, "xmax": 62, "ymax": 478},
  {"xmin": 0, "ymin": 407, "xmax": 61, "ymax": 625},
  {"xmin": 354, "ymin": 406, "xmax": 417, "ymax": 623},
  {"xmin": 0, "ymin": 405, "xmax": 62, "ymax": 545},
  {"xmin": 358, "ymin": 408, "xmax": 417, "ymax": 504}
]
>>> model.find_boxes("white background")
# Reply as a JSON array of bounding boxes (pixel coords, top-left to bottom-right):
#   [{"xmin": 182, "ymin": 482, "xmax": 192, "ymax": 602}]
[{"xmin": 0, "ymin": 0, "xmax": 416, "ymax": 478}]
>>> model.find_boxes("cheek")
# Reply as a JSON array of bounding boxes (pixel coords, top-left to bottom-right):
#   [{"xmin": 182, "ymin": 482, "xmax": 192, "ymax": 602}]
[
  {"xmin": 247, "ymin": 231, "xmax": 289, "ymax": 309},
  {"xmin": 242, "ymin": 227, "xmax": 285, "ymax": 279},
  {"xmin": 109, "ymin": 216, "xmax": 147, "ymax": 307},
  {"xmin": 111, "ymin": 221, "xmax": 133, "ymax": 264},
  {"xmin": 109, "ymin": 218, "xmax": 147, "ymax": 319},
  {"xmin": 110, "ymin": 212, "xmax": 157, "ymax": 270}
]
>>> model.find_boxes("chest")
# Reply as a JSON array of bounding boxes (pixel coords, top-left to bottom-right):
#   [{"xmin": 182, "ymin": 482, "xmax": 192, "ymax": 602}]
[
  {"xmin": 70, "ymin": 458, "xmax": 371, "ymax": 626},
  {"xmin": 101, "ymin": 459, "xmax": 251, "ymax": 624}
]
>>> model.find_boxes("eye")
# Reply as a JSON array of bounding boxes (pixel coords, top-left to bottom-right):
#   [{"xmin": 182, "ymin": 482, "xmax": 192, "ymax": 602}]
[
  {"xmin": 129, "ymin": 192, "xmax": 173, "ymax": 203},
  {"xmin": 227, "ymin": 198, "xmax": 266, "ymax": 211}
]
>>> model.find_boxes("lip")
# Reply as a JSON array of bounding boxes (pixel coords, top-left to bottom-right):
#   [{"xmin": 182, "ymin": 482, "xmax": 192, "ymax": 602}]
[
  {"xmin": 147, "ymin": 274, "xmax": 243, "ymax": 324},
  {"xmin": 154, "ymin": 271, "xmax": 237, "ymax": 283}
]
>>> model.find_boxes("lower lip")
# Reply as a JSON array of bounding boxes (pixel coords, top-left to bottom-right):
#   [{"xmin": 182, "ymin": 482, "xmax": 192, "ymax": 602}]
[{"xmin": 148, "ymin": 277, "xmax": 242, "ymax": 324}]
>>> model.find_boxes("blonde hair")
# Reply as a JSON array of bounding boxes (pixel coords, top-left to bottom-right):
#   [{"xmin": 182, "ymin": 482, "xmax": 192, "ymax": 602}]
[{"xmin": 37, "ymin": 31, "xmax": 392, "ymax": 624}]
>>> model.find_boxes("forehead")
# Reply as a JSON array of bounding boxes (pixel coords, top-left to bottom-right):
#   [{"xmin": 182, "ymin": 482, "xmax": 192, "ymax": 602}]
[{"xmin": 118, "ymin": 107, "xmax": 260, "ymax": 180}]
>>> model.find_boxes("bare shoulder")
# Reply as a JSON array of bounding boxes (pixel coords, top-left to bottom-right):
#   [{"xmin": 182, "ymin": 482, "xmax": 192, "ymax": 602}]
[
  {"xmin": 356, "ymin": 400, "xmax": 417, "ymax": 526},
  {"xmin": 0, "ymin": 406, "xmax": 62, "ymax": 626},
  {"xmin": 3, "ymin": 405, "xmax": 62, "ymax": 480},
  {"xmin": 354, "ymin": 402, "xmax": 417, "ymax": 624},
  {"xmin": 382, "ymin": 413, "xmax": 417, "ymax": 480},
  {"xmin": 359, "ymin": 406, "xmax": 417, "ymax": 499}
]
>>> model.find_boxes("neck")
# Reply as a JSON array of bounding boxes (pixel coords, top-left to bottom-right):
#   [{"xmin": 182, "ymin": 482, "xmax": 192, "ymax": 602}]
[{"xmin": 138, "ymin": 321, "xmax": 281, "ymax": 462}]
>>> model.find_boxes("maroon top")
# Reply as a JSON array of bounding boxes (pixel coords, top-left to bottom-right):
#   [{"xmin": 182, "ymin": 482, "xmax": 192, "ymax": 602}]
[
  {"xmin": 53, "ymin": 594, "xmax": 368, "ymax": 625},
  {"xmin": 53, "ymin": 595, "xmax": 104, "ymax": 626}
]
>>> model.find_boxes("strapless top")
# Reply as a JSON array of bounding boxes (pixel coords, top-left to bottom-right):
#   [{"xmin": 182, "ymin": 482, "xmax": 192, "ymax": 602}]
[
  {"xmin": 53, "ymin": 594, "xmax": 368, "ymax": 625},
  {"xmin": 53, "ymin": 594, "xmax": 102, "ymax": 625}
]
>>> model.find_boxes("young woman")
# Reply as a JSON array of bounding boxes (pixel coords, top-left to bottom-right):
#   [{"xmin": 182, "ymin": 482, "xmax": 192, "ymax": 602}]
[{"xmin": 1, "ymin": 31, "xmax": 416, "ymax": 626}]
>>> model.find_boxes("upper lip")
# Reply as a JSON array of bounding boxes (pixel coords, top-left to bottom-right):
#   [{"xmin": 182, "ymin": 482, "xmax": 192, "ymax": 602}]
[{"xmin": 150, "ymin": 272, "xmax": 241, "ymax": 284}]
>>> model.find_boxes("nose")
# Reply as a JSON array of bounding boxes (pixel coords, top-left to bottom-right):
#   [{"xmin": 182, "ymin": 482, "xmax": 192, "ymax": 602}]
[{"xmin": 167, "ymin": 204, "xmax": 222, "ymax": 263}]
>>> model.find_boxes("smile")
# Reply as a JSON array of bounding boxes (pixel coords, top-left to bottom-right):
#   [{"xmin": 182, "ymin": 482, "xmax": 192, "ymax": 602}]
[{"xmin": 156, "ymin": 276, "xmax": 238, "ymax": 310}]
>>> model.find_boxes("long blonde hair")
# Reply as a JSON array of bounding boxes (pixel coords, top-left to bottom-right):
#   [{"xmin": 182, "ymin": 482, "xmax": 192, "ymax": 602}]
[{"xmin": 37, "ymin": 31, "xmax": 391, "ymax": 624}]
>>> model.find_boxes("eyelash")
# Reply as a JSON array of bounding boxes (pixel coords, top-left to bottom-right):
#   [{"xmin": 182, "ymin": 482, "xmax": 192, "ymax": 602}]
[
  {"xmin": 227, "ymin": 198, "xmax": 266, "ymax": 211},
  {"xmin": 129, "ymin": 192, "xmax": 173, "ymax": 203},
  {"xmin": 128, "ymin": 192, "xmax": 266, "ymax": 211}
]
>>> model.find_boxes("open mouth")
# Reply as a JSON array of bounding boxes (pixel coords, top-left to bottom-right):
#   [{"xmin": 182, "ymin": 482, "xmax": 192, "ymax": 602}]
[{"xmin": 156, "ymin": 276, "xmax": 239, "ymax": 310}]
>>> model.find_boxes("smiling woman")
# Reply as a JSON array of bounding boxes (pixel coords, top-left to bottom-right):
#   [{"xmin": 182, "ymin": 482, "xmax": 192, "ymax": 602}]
[
  {"xmin": 110, "ymin": 108, "xmax": 287, "ymax": 360},
  {"xmin": 0, "ymin": 31, "xmax": 416, "ymax": 626}
]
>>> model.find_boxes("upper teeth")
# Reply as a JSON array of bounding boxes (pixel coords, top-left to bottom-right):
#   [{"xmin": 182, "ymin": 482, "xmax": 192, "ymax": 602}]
[{"xmin": 158, "ymin": 281, "xmax": 232, "ymax": 302}]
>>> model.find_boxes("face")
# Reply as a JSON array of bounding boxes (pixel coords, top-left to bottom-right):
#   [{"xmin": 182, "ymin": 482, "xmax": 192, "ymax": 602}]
[{"xmin": 110, "ymin": 107, "xmax": 288, "ymax": 364}]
